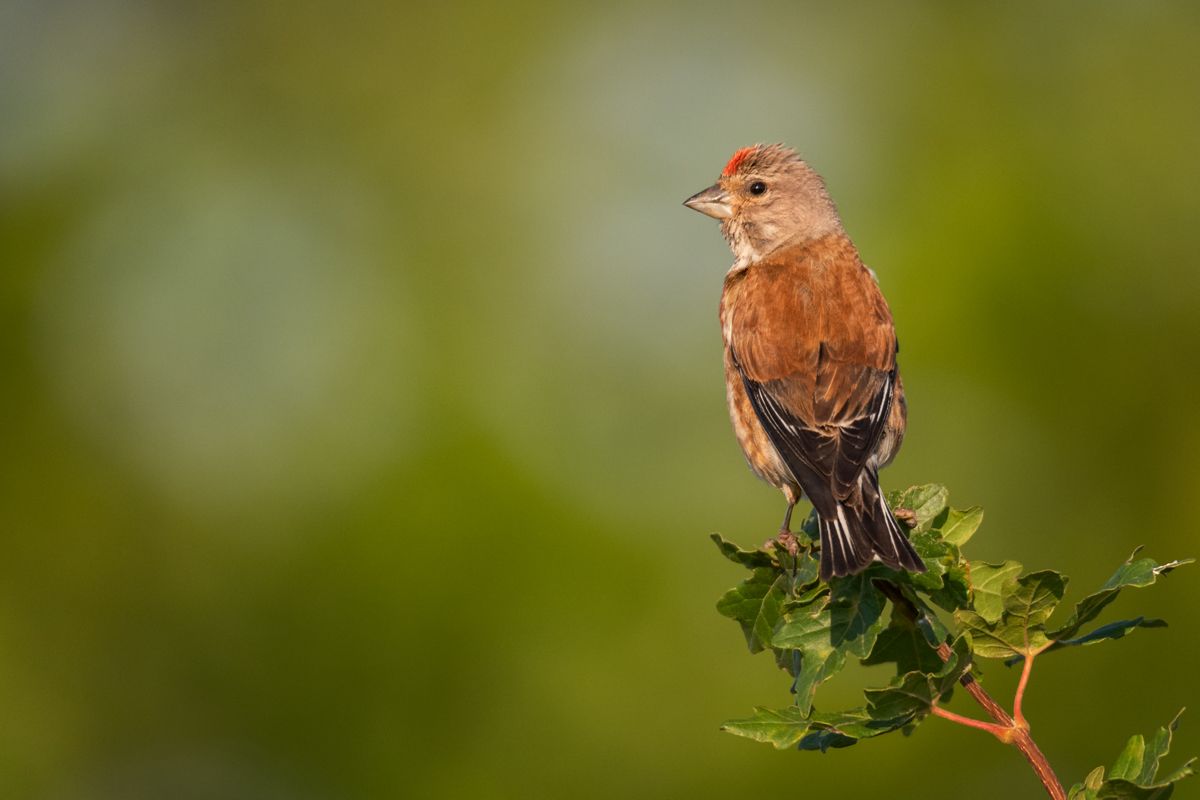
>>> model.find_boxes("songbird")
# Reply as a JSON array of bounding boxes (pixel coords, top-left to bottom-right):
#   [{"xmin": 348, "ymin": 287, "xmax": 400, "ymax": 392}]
[{"xmin": 684, "ymin": 143, "xmax": 924, "ymax": 581}]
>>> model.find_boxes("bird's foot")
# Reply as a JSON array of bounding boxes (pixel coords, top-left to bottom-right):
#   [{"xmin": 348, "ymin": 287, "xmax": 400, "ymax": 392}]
[
  {"xmin": 766, "ymin": 529, "xmax": 801, "ymax": 557},
  {"xmin": 893, "ymin": 507, "xmax": 918, "ymax": 527}
]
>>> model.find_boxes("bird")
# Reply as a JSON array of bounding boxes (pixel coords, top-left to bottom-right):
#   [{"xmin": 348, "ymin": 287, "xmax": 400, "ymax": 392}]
[{"xmin": 684, "ymin": 143, "xmax": 925, "ymax": 582}]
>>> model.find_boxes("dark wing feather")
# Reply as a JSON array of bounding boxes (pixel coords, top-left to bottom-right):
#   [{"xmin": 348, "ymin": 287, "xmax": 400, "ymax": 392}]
[
  {"xmin": 826, "ymin": 365, "xmax": 896, "ymax": 500},
  {"xmin": 734, "ymin": 347, "xmax": 897, "ymax": 506},
  {"xmin": 735, "ymin": 369, "xmax": 835, "ymax": 514}
]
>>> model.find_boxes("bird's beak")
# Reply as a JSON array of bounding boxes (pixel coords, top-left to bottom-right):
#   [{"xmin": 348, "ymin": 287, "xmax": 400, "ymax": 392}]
[{"xmin": 683, "ymin": 184, "xmax": 732, "ymax": 220}]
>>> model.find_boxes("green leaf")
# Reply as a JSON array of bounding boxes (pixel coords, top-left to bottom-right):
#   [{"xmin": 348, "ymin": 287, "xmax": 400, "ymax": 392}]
[
  {"xmin": 711, "ymin": 533, "xmax": 776, "ymax": 569},
  {"xmin": 897, "ymin": 507, "xmax": 975, "ymax": 602},
  {"xmin": 1028, "ymin": 617, "xmax": 1167, "ymax": 661},
  {"xmin": 955, "ymin": 570, "xmax": 1066, "ymax": 659},
  {"xmin": 1140, "ymin": 714, "xmax": 1179, "ymax": 786},
  {"xmin": 865, "ymin": 635, "xmax": 972, "ymax": 721},
  {"xmin": 905, "ymin": 526, "xmax": 953, "ymax": 592},
  {"xmin": 772, "ymin": 599, "xmax": 842, "ymax": 714},
  {"xmin": 863, "ymin": 606, "xmax": 945, "ymax": 675},
  {"xmin": 1079, "ymin": 711, "xmax": 1197, "ymax": 799},
  {"xmin": 799, "ymin": 507, "xmax": 820, "ymax": 540},
  {"xmin": 784, "ymin": 549, "xmax": 821, "ymax": 596},
  {"xmin": 720, "ymin": 705, "xmax": 814, "ymax": 750},
  {"xmin": 936, "ymin": 506, "xmax": 985, "ymax": 547},
  {"xmin": 717, "ymin": 569, "xmax": 786, "ymax": 654},
  {"xmin": 829, "ymin": 572, "xmax": 886, "ymax": 658},
  {"xmin": 795, "ymin": 727, "xmax": 856, "ymax": 751},
  {"xmin": 885, "ymin": 495, "xmax": 982, "ymax": 610},
  {"xmin": 927, "ymin": 560, "xmax": 971, "ymax": 613},
  {"xmin": 795, "ymin": 709, "xmax": 913, "ymax": 751},
  {"xmin": 789, "ymin": 580, "xmax": 827, "ymax": 608},
  {"xmin": 1110, "ymin": 735, "xmax": 1147, "ymax": 781},
  {"xmin": 1051, "ymin": 550, "xmax": 1192, "ymax": 641},
  {"xmin": 721, "ymin": 706, "xmax": 911, "ymax": 751},
  {"xmin": 770, "ymin": 574, "xmax": 887, "ymax": 714},
  {"xmin": 1069, "ymin": 767, "xmax": 1106, "ymax": 800},
  {"xmin": 1097, "ymin": 781, "xmax": 1180, "ymax": 799},
  {"xmin": 953, "ymin": 610, "xmax": 1021, "ymax": 660},
  {"xmin": 888, "ymin": 484, "xmax": 949, "ymax": 530},
  {"xmin": 1106, "ymin": 552, "xmax": 1191, "ymax": 588},
  {"xmin": 791, "ymin": 648, "xmax": 844, "ymax": 717},
  {"xmin": 970, "ymin": 561, "xmax": 1023, "ymax": 624},
  {"xmin": 773, "ymin": 600, "xmax": 834, "ymax": 651},
  {"xmin": 1005, "ymin": 569, "xmax": 1068, "ymax": 628},
  {"xmin": 910, "ymin": 592, "xmax": 953, "ymax": 647}
]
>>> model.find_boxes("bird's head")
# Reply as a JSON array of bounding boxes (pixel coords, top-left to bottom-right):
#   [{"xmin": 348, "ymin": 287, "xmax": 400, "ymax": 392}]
[{"xmin": 684, "ymin": 143, "xmax": 843, "ymax": 265}]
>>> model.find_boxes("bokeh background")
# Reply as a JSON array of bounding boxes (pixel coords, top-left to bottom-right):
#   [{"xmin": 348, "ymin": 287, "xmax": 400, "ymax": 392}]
[{"xmin": 3, "ymin": 2, "xmax": 1199, "ymax": 798}]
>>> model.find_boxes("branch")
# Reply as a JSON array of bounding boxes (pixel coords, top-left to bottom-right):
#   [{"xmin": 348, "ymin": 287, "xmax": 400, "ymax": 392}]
[
  {"xmin": 930, "ymin": 705, "xmax": 1012, "ymax": 740},
  {"xmin": 877, "ymin": 581, "xmax": 1066, "ymax": 800},
  {"xmin": 1013, "ymin": 647, "xmax": 1037, "ymax": 729}
]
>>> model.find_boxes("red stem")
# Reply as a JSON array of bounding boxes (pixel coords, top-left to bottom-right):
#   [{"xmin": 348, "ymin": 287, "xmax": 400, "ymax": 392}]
[
  {"xmin": 1013, "ymin": 649, "xmax": 1037, "ymax": 729},
  {"xmin": 876, "ymin": 581, "xmax": 1066, "ymax": 800},
  {"xmin": 930, "ymin": 705, "xmax": 1012, "ymax": 740}
]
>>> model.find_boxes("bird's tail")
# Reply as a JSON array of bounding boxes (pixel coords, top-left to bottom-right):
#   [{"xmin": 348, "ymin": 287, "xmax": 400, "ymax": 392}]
[
  {"xmin": 817, "ymin": 506, "xmax": 875, "ymax": 581},
  {"xmin": 816, "ymin": 471, "xmax": 925, "ymax": 581},
  {"xmin": 860, "ymin": 472, "xmax": 925, "ymax": 575}
]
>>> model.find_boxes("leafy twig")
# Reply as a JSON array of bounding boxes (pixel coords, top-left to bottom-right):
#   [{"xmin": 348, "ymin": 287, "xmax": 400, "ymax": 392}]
[
  {"xmin": 878, "ymin": 580, "xmax": 1065, "ymax": 799},
  {"xmin": 714, "ymin": 484, "xmax": 1193, "ymax": 799}
]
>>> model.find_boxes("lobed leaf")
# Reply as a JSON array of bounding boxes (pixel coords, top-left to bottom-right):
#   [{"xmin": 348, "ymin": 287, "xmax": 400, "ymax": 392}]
[
  {"xmin": 936, "ymin": 505, "xmax": 985, "ymax": 548},
  {"xmin": 864, "ymin": 635, "xmax": 972, "ymax": 722},
  {"xmin": 910, "ymin": 591, "xmax": 953, "ymax": 647},
  {"xmin": 1069, "ymin": 767, "xmax": 1106, "ymax": 800},
  {"xmin": 926, "ymin": 560, "xmax": 971, "ymax": 613},
  {"xmin": 720, "ymin": 705, "xmax": 814, "ymax": 750},
  {"xmin": 717, "ymin": 569, "xmax": 786, "ymax": 654},
  {"xmin": 829, "ymin": 572, "xmax": 887, "ymax": 658},
  {"xmin": 863, "ymin": 605, "xmax": 945, "ymax": 676},
  {"xmin": 1070, "ymin": 711, "xmax": 1196, "ymax": 799},
  {"xmin": 795, "ymin": 708, "xmax": 914, "ymax": 751},
  {"xmin": 721, "ymin": 706, "xmax": 911, "ymax": 751},
  {"xmin": 888, "ymin": 484, "xmax": 950, "ymax": 530},
  {"xmin": 1020, "ymin": 617, "xmax": 1167, "ymax": 664},
  {"xmin": 886, "ymin": 494, "xmax": 977, "ymax": 610},
  {"xmin": 1005, "ymin": 569, "xmax": 1068, "ymax": 628},
  {"xmin": 955, "ymin": 569, "xmax": 1067, "ymax": 659},
  {"xmin": 790, "ymin": 648, "xmax": 844, "ymax": 717},
  {"xmin": 770, "ymin": 573, "xmax": 889, "ymax": 713},
  {"xmin": 970, "ymin": 561, "xmax": 1023, "ymax": 624},
  {"xmin": 782, "ymin": 547, "xmax": 823, "ymax": 598},
  {"xmin": 772, "ymin": 597, "xmax": 842, "ymax": 714},
  {"xmin": 1051, "ymin": 550, "xmax": 1192, "ymax": 642},
  {"xmin": 905, "ymin": 526, "xmax": 954, "ymax": 593},
  {"xmin": 711, "ymin": 532, "xmax": 776, "ymax": 569},
  {"xmin": 852, "ymin": 497, "xmax": 975, "ymax": 657}
]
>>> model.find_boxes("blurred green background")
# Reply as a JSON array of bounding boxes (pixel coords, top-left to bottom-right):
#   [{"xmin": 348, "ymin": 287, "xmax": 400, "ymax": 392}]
[{"xmin": 2, "ymin": 2, "xmax": 1199, "ymax": 798}]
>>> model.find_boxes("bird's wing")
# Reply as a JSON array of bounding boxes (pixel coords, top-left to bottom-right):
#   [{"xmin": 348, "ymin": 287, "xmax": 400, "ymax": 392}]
[
  {"xmin": 733, "ymin": 357, "xmax": 896, "ymax": 505},
  {"xmin": 729, "ymin": 247, "xmax": 897, "ymax": 503}
]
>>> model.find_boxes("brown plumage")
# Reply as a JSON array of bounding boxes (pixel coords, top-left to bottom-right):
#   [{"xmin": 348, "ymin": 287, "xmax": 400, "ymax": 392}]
[{"xmin": 685, "ymin": 144, "xmax": 924, "ymax": 581}]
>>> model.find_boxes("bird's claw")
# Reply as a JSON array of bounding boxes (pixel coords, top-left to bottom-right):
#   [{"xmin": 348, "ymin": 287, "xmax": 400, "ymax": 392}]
[
  {"xmin": 766, "ymin": 530, "xmax": 801, "ymax": 557},
  {"xmin": 893, "ymin": 507, "xmax": 918, "ymax": 527}
]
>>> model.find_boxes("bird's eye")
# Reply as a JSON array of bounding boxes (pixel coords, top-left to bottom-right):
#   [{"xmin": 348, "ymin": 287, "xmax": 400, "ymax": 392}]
[{"xmin": 749, "ymin": 181, "xmax": 767, "ymax": 195}]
